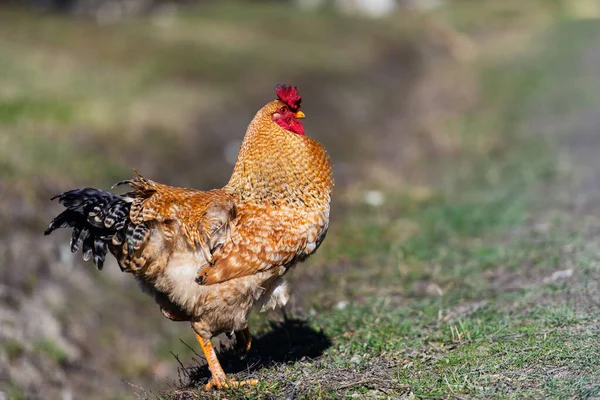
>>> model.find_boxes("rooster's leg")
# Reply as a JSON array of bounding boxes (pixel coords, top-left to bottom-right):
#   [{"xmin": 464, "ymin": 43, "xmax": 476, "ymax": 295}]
[
  {"xmin": 235, "ymin": 327, "xmax": 252, "ymax": 354},
  {"xmin": 193, "ymin": 329, "xmax": 258, "ymax": 390},
  {"xmin": 194, "ymin": 333, "xmax": 227, "ymax": 389}
]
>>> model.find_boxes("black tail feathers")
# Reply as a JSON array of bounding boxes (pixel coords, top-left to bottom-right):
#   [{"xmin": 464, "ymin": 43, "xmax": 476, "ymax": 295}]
[{"xmin": 45, "ymin": 188, "xmax": 132, "ymax": 270}]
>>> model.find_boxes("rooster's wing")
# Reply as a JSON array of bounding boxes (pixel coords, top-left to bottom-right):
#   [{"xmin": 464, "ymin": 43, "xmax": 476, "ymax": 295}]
[
  {"xmin": 195, "ymin": 201, "xmax": 329, "ymax": 285},
  {"xmin": 112, "ymin": 175, "xmax": 236, "ymax": 274}
]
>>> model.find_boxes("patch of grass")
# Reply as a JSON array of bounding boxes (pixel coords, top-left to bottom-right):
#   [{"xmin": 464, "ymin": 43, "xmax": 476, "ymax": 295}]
[
  {"xmin": 33, "ymin": 338, "xmax": 68, "ymax": 364},
  {"xmin": 3, "ymin": 382, "xmax": 26, "ymax": 400},
  {"xmin": 0, "ymin": 98, "xmax": 74, "ymax": 124},
  {"xmin": 2, "ymin": 339, "xmax": 25, "ymax": 361}
]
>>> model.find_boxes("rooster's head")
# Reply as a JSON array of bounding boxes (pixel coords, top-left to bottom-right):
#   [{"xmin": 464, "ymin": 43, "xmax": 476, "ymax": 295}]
[{"xmin": 271, "ymin": 84, "xmax": 305, "ymax": 136}]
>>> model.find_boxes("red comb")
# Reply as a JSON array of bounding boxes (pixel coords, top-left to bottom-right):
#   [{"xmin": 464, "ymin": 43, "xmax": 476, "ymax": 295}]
[{"xmin": 275, "ymin": 84, "xmax": 302, "ymax": 111}]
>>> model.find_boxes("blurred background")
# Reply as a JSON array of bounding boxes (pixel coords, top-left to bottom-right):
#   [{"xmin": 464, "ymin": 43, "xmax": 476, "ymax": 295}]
[{"xmin": 1, "ymin": 0, "xmax": 599, "ymax": 399}]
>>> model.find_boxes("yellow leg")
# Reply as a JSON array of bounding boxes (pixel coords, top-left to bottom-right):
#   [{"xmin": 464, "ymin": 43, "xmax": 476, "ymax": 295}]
[
  {"xmin": 194, "ymin": 331, "xmax": 258, "ymax": 390},
  {"xmin": 194, "ymin": 333, "xmax": 228, "ymax": 389}
]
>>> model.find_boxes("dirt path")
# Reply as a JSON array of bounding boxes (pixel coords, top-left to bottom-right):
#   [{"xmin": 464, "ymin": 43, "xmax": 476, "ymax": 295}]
[
  {"xmin": 535, "ymin": 25, "xmax": 600, "ymax": 208},
  {"xmin": 523, "ymin": 21, "xmax": 600, "ymax": 316}
]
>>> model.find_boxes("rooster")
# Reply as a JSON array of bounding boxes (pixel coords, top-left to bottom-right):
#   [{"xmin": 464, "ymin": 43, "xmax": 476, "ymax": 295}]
[{"xmin": 45, "ymin": 85, "xmax": 333, "ymax": 389}]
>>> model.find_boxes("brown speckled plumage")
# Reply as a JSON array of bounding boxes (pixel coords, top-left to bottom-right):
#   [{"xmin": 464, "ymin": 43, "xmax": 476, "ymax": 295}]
[{"xmin": 45, "ymin": 86, "xmax": 333, "ymax": 389}]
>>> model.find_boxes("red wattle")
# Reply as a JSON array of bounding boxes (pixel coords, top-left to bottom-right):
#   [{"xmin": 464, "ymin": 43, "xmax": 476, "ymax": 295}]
[{"xmin": 275, "ymin": 118, "xmax": 305, "ymax": 136}]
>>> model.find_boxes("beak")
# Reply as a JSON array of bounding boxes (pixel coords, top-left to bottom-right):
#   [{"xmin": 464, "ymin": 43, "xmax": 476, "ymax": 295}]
[{"xmin": 294, "ymin": 111, "xmax": 305, "ymax": 119}]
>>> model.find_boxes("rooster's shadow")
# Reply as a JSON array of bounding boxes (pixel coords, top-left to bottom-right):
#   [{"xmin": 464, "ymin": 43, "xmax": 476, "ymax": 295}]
[{"xmin": 179, "ymin": 315, "xmax": 332, "ymax": 385}]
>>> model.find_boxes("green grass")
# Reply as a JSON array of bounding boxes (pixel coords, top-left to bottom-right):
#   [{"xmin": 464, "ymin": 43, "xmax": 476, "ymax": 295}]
[
  {"xmin": 2, "ymin": 339, "xmax": 25, "ymax": 361},
  {"xmin": 33, "ymin": 339, "xmax": 68, "ymax": 364},
  {"xmin": 3, "ymin": 383, "xmax": 26, "ymax": 400}
]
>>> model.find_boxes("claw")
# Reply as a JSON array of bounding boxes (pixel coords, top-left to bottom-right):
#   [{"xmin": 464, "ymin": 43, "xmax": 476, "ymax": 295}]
[
  {"xmin": 204, "ymin": 377, "xmax": 259, "ymax": 390},
  {"xmin": 194, "ymin": 329, "xmax": 257, "ymax": 391}
]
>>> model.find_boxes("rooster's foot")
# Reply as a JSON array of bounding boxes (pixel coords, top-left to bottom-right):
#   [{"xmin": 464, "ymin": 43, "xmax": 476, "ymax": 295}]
[{"xmin": 204, "ymin": 377, "xmax": 259, "ymax": 390}]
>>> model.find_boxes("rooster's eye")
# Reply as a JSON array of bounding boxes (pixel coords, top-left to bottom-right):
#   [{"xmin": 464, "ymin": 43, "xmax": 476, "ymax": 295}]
[{"xmin": 279, "ymin": 107, "xmax": 287, "ymax": 113}]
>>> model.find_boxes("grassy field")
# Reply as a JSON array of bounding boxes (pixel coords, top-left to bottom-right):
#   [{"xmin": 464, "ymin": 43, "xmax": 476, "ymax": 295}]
[{"xmin": 1, "ymin": 1, "xmax": 600, "ymax": 399}]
